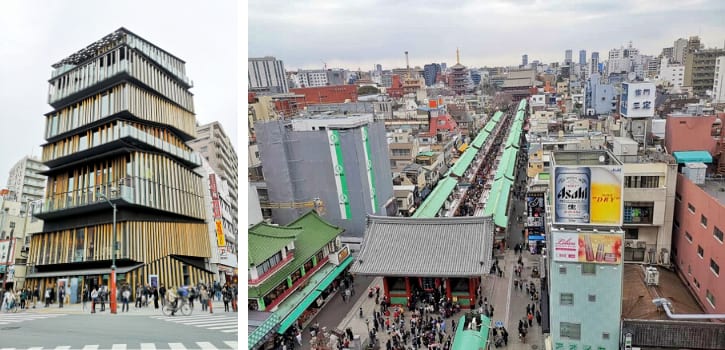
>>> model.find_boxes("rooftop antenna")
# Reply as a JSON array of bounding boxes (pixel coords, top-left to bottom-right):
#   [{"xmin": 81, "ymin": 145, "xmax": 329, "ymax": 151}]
[{"xmin": 456, "ymin": 48, "xmax": 460, "ymax": 65}]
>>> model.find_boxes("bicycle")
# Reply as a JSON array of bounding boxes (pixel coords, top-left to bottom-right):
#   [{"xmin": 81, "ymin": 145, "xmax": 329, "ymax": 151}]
[
  {"xmin": 4, "ymin": 300, "xmax": 19, "ymax": 313},
  {"xmin": 162, "ymin": 297, "xmax": 192, "ymax": 316}
]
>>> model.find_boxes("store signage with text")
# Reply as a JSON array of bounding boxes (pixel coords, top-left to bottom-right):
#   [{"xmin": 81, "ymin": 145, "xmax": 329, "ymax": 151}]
[{"xmin": 553, "ymin": 231, "xmax": 622, "ymax": 264}]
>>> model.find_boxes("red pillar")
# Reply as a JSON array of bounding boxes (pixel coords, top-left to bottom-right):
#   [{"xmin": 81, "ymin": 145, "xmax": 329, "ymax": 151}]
[
  {"xmin": 446, "ymin": 279, "xmax": 452, "ymax": 301},
  {"xmin": 405, "ymin": 277, "xmax": 411, "ymax": 302},
  {"xmin": 382, "ymin": 276, "xmax": 389, "ymax": 301},
  {"xmin": 468, "ymin": 277, "xmax": 476, "ymax": 308}
]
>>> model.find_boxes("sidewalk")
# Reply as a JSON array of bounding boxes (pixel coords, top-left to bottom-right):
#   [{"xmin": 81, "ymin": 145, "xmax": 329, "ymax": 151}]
[{"xmin": 13, "ymin": 299, "xmax": 231, "ymax": 316}]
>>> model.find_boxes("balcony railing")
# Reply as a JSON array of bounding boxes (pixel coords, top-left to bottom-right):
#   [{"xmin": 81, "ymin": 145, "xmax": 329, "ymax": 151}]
[{"xmin": 36, "ymin": 184, "xmax": 133, "ymax": 215}]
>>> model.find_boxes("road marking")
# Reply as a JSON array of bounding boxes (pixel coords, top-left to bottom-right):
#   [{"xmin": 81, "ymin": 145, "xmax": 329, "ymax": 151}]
[
  {"xmin": 111, "ymin": 344, "xmax": 127, "ymax": 350},
  {"xmin": 169, "ymin": 343, "xmax": 186, "ymax": 350},
  {"xmin": 0, "ymin": 347, "xmax": 16, "ymax": 350},
  {"xmin": 81, "ymin": 346, "xmax": 99, "ymax": 350},
  {"xmin": 195, "ymin": 342, "xmax": 218, "ymax": 350},
  {"xmin": 221, "ymin": 329, "xmax": 238, "ymax": 333},
  {"xmin": 223, "ymin": 341, "xmax": 238, "ymax": 349},
  {"xmin": 207, "ymin": 325, "xmax": 238, "ymax": 330},
  {"xmin": 140, "ymin": 343, "xmax": 156, "ymax": 350},
  {"xmin": 56, "ymin": 347, "xmax": 71, "ymax": 350},
  {"xmin": 27, "ymin": 348, "xmax": 43, "ymax": 350}
]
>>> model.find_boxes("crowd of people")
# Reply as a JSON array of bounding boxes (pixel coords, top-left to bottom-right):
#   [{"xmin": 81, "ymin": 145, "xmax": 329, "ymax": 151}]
[{"xmin": 0, "ymin": 280, "xmax": 238, "ymax": 314}]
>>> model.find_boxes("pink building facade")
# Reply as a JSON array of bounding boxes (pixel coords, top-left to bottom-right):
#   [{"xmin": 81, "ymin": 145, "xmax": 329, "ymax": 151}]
[
  {"xmin": 673, "ymin": 173, "xmax": 725, "ymax": 315},
  {"xmin": 664, "ymin": 115, "xmax": 719, "ymax": 155}
]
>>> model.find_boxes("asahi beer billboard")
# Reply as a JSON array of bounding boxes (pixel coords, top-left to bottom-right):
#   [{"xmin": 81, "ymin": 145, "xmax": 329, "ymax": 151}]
[
  {"xmin": 552, "ymin": 231, "xmax": 623, "ymax": 264},
  {"xmin": 553, "ymin": 165, "xmax": 624, "ymax": 226}
]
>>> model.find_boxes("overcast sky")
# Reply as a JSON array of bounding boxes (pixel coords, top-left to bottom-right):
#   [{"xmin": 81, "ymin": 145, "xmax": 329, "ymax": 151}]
[
  {"xmin": 0, "ymin": 0, "xmax": 237, "ymax": 187},
  {"xmin": 249, "ymin": 0, "xmax": 725, "ymax": 71}
]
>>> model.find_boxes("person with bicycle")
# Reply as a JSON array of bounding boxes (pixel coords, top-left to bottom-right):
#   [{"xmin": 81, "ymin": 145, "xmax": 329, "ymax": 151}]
[{"xmin": 3, "ymin": 288, "xmax": 16, "ymax": 312}]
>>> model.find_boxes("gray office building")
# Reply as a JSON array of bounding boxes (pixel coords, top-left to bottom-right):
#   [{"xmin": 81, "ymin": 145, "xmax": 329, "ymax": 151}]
[
  {"xmin": 255, "ymin": 114, "xmax": 395, "ymax": 238},
  {"xmin": 249, "ymin": 56, "xmax": 289, "ymax": 94}
]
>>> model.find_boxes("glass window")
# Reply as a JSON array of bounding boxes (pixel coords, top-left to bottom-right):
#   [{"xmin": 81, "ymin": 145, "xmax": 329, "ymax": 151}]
[
  {"xmin": 701, "ymin": 215, "xmax": 708, "ymax": 227},
  {"xmin": 688, "ymin": 203, "xmax": 696, "ymax": 213},
  {"xmin": 685, "ymin": 232, "xmax": 693, "ymax": 242},
  {"xmin": 715, "ymin": 227, "xmax": 724, "ymax": 242},
  {"xmin": 582, "ymin": 264, "xmax": 596, "ymax": 275},
  {"xmin": 698, "ymin": 245, "xmax": 704, "ymax": 258},
  {"xmin": 560, "ymin": 322, "xmax": 581, "ymax": 340},
  {"xmin": 706, "ymin": 290, "xmax": 716, "ymax": 307},
  {"xmin": 560, "ymin": 293, "xmax": 574, "ymax": 305},
  {"xmin": 711, "ymin": 259, "xmax": 720, "ymax": 276}
]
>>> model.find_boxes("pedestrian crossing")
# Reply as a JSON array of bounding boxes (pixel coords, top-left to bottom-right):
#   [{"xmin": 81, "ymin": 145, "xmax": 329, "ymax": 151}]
[
  {"xmin": 149, "ymin": 314, "xmax": 238, "ymax": 334},
  {"xmin": 0, "ymin": 313, "xmax": 66, "ymax": 325},
  {"xmin": 0, "ymin": 341, "xmax": 238, "ymax": 350}
]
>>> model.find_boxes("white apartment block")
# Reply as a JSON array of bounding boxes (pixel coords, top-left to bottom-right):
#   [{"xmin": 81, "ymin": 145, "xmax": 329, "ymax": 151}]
[
  {"xmin": 249, "ymin": 56, "xmax": 289, "ymax": 93},
  {"xmin": 658, "ymin": 59, "xmax": 686, "ymax": 88},
  {"xmin": 297, "ymin": 69, "xmax": 329, "ymax": 87},
  {"xmin": 5, "ymin": 156, "xmax": 47, "ymax": 206}
]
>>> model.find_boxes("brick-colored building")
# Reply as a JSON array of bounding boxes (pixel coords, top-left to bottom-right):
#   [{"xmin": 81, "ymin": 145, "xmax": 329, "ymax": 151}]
[
  {"xmin": 290, "ymin": 85, "xmax": 358, "ymax": 105},
  {"xmin": 665, "ymin": 114, "xmax": 720, "ymax": 156},
  {"xmin": 673, "ymin": 173, "xmax": 725, "ymax": 315}
]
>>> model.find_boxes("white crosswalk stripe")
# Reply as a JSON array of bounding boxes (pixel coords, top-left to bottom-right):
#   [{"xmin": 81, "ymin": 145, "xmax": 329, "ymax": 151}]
[
  {"xmin": 149, "ymin": 314, "xmax": 238, "ymax": 334},
  {"xmin": 8, "ymin": 341, "xmax": 237, "ymax": 350},
  {"xmin": 0, "ymin": 313, "xmax": 66, "ymax": 325}
]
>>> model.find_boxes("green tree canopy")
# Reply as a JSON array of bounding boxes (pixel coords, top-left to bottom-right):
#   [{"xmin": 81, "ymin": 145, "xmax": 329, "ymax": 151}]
[{"xmin": 358, "ymin": 85, "xmax": 380, "ymax": 95}]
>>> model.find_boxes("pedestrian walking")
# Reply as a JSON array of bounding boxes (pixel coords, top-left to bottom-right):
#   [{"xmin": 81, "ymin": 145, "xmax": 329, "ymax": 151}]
[
  {"xmin": 345, "ymin": 288, "xmax": 351, "ymax": 302},
  {"xmin": 81, "ymin": 286, "xmax": 88, "ymax": 311},
  {"xmin": 200, "ymin": 286, "xmax": 209, "ymax": 312},
  {"xmin": 122, "ymin": 287, "xmax": 131, "ymax": 312},
  {"xmin": 90, "ymin": 288, "xmax": 98, "ymax": 314},
  {"xmin": 44, "ymin": 288, "xmax": 50, "ymax": 307},
  {"xmin": 135, "ymin": 284, "xmax": 142, "ymax": 308},
  {"xmin": 527, "ymin": 312, "xmax": 533, "ymax": 327},
  {"xmin": 222, "ymin": 286, "xmax": 231, "ymax": 312},
  {"xmin": 58, "ymin": 286, "xmax": 65, "ymax": 308},
  {"xmin": 502, "ymin": 327, "xmax": 509, "ymax": 346},
  {"xmin": 153, "ymin": 286, "xmax": 159, "ymax": 309},
  {"xmin": 159, "ymin": 283, "xmax": 167, "ymax": 307},
  {"xmin": 536, "ymin": 310, "xmax": 542, "ymax": 325}
]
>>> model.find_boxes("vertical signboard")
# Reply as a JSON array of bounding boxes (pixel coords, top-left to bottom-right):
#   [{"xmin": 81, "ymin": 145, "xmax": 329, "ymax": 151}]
[
  {"xmin": 553, "ymin": 165, "xmax": 623, "ymax": 226},
  {"xmin": 215, "ymin": 220, "xmax": 226, "ymax": 247},
  {"xmin": 209, "ymin": 174, "xmax": 225, "ymax": 247}
]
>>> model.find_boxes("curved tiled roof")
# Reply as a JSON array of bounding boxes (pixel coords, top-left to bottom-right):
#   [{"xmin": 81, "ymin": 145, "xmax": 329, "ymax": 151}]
[{"xmin": 351, "ymin": 216, "xmax": 493, "ymax": 277}]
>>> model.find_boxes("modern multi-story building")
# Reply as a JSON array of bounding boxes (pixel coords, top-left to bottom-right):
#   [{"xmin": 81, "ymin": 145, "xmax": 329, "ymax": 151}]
[
  {"xmin": 673, "ymin": 38, "xmax": 689, "ymax": 64},
  {"xmin": 29, "ymin": 28, "xmax": 212, "ymax": 299},
  {"xmin": 423, "ymin": 63, "xmax": 441, "ymax": 86},
  {"xmin": 5, "ymin": 156, "xmax": 47, "ymax": 205},
  {"xmin": 289, "ymin": 85, "xmax": 358, "ymax": 105},
  {"xmin": 255, "ymin": 114, "xmax": 395, "ymax": 242},
  {"xmin": 565, "ymin": 49, "xmax": 573, "ymax": 65},
  {"xmin": 249, "ymin": 56, "xmax": 289, "ymax": 94},
  {"xmin": 658, "ymin": 59, "xmax": 686, "ymax": 88},
  {"xmin": 579, "ymin": 50, "xmax": 586, "ymax": 66},
  {"xmin": 684, "ymin": 47, "xmax": 725, "ymax": 97},
  {"xmin": 522, "ymin": 54, "xmax": 529, "ymax": 67},
  {"xmin": 713, "ymin": 56, "xmax": 725, "ymax": 103},
  {"xmin": 196, "ymin": 157, "xmax": 237, "ymax": 284},
  {"xmin": 590, "ymin": 52, "xmax": 600, "ymax": 75},
  {"xmin": 188, "ymin": 121, "xmax": 238, "ymax": 242},
  {"xmin": 546, "ymin": 150, "xmax": 625, "ymax": 350},
  {"xmin": 296, "ymin": 69, "xmax": 328, "ymax": 88},
  {"xmin": 583, "ymin": 74, "xmax": 616, "ymax": 116}
]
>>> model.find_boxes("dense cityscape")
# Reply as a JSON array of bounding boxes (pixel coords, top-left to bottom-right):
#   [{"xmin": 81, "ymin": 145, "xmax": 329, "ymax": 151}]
[{"xmin": 247, "ymin": 31, "xmax": 725, "ymax": 350}]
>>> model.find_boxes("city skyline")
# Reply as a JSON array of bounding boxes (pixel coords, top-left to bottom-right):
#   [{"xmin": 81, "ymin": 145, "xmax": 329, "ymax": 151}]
[
  {"xmin": 249, "ymin": 0, "xmax": 725, "ymax": 71},
  {"xmin": 0, "ymin": 0, "xmax": 238, "ymax": 187}
]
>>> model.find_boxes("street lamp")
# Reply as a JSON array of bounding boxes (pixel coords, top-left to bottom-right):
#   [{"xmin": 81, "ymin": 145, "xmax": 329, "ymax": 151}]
[{"xmin": 97, "ymin": 189, "xmax": 117, "ymax": 314}]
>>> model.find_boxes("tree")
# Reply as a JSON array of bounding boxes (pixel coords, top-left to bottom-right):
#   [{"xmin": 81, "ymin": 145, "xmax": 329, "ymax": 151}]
[{"xmin": 358, "ymin": 86, "xmax": 380, "ymax": 95}]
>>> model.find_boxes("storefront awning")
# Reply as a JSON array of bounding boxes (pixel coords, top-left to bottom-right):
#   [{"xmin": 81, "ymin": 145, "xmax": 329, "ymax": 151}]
[
  {"xmin": 25, "ymin": 264, "xmax": 144, "ymax": 279},
  {"xmin": 277, "ymin": 256, "xmax": 353, "ymax": 334},
  {"xmin": 673, "ymin": 150, "xmax": 712, "ymax": 164}
]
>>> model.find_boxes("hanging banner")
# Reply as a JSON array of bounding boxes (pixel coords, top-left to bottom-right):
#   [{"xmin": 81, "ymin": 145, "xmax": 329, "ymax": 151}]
[
  {"xmin": 328, "ymin": 129, "xmax": 351, "ymax": 219},
  {"xmin": 215, "ymin": 220, "xmax": 226, "ymax": 247},
  {"xmin": 361, "ymin": 126, "xmax": 378, "ymax": 212}
]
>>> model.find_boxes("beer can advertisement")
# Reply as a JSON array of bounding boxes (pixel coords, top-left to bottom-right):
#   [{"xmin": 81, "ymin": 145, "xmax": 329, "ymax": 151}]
[
  {"xmin": 553, "ymin": 165, "xmax": 623, "ymax": 226},
  {"xmin": 553, "ymin": 232, "xmax": 622, "ymax": 264}
]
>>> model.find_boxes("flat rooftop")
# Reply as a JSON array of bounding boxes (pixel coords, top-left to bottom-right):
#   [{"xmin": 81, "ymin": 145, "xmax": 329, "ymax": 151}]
[
  {"xmin": 552, "ymin": 150, "xmax": 622, "ymax": 166},
  {"xmin": 622, "ymin": 264, "xmax": 704, "ymax": 320},
  {"xmin": 700, "ymin": 178, "xmax": 725, "ymax": 206}
]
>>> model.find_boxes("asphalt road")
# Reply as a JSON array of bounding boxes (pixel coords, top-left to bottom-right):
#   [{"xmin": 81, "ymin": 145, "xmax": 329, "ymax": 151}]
[{"xmin": 0, "ymin": 312, "xmax": 238, "ymax": 349}]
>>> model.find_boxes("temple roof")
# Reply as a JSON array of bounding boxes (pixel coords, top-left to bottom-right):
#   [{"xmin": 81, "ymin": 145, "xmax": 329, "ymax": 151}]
[{"xmin": 350, "ymin": 216, "xmax": 494, "ymax": 277}]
